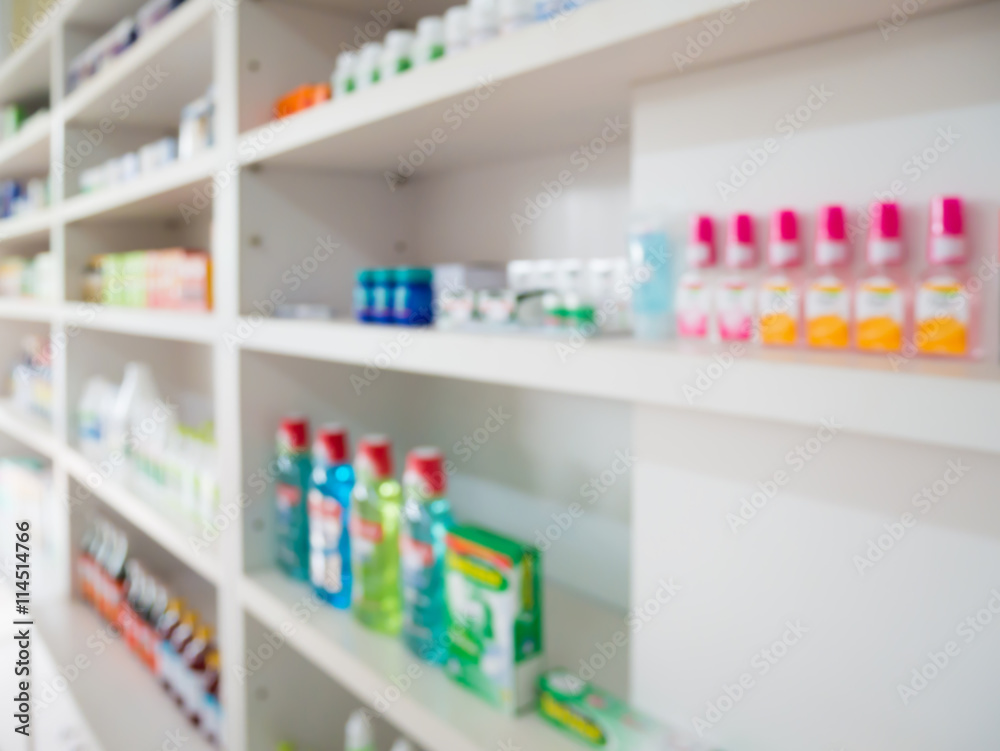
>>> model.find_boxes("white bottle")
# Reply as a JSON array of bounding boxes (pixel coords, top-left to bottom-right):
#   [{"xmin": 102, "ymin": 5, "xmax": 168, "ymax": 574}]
[
  {"xmin": 354, "ymin": 42, "xmax": 383, "ymax": 90},
  {"xmin": 332, "ymin": 50, "xmax": 358, "ymax": 97},
  {"xmin": 444, "ymin": 6, "xmax": 471, "ymax": 55},
  {"xmin": 345, "ymin": 709, "xmax": 375, "ymax": 751},
  {"xmin": 379, "ymin": 30, "xmax": 415, "ymax": 81},
  {"xmin": 758, "ymin": 209, "xmax": 803, "ymax": 348},
  {"xmin": 390, "ymin": 740, "xmax": 415, "ymax": 751},
  {"xmin": 499, "ymin": 0, "xmax": 535, "ymax": 33},
  {"xmin": 413, "ymin": 16, "xmax": 446, "ymax": 66},
  {"xmin": 78, "ymin": 376, "xmax": 117, "ymax": 461},
  {"xmin": 109, "ymin": 362, "xmax": 160, "ymax": 460},
  {"xmin": 468, "ymin": 0, "xmax": 499, "ymax": 46}
]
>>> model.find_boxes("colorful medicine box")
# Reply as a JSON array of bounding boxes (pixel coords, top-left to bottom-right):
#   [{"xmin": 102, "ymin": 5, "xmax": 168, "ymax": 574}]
[
  {"xmin": 444, "ymin": 525, "xmax": 543, "ymax": 714},
  {"xmin": 539, "ymin": 669, "xmax": 697, "ymax": 750}
]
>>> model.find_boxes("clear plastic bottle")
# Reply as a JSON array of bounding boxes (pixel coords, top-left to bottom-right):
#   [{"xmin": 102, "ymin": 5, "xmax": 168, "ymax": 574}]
[
  {"xmin": 345, "ymin": 709, "xmax": 375, "ymax": 751},
  {"xmin": 499, "ymin": 0, "xmax": 535, "ymax": 32},
  {"xmin": 308, "ymin": 424, "xmax": 354, "ymax": 609},
  {"xmin": 350, "ymin": 435, "xmax": 403, "ymax": 635},
  {"xmin": 915, "ymin": 196, "xmax": 976, "ymax": 358},
  {"xmin": 400, "ymin": 447, "xmax": 453, "ymax": 664},
  {"xmin": 716, "ymin": 213, "xmax": 757, "ymax": 342},
  {"xmin": 855, "ymin": 202, "xmax": 907, "ymax": 354},
  {"xmin": 805, "ymin": 204, "xmax": 852, "ymax": 350},
  {"xmin": 275, "ymin": 416, "xmax": 311, "ymax": 581},
  {"xmin": 758, "ymin": 209, "xmax": 802, "ymax": 347},
  {"xmin": 676, "ymin": 214, "xmax": 716, "ymax": 340},
  {"xmin": 628, "ymin": 215, "xmax": 674, "ymax": 340}
]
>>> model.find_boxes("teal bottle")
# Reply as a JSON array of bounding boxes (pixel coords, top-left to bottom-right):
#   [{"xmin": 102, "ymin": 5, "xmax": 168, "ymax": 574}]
[
  {"xmin": 275, "ymin": 416, "xmax": 311, "ymax": 581},
  {"xmin": 308, "ymin": 424, "xmax": 354, "ymax": 608},
  {"xmin": 400, "ymin": 447, "xmax": 453, "ymax": 663}
]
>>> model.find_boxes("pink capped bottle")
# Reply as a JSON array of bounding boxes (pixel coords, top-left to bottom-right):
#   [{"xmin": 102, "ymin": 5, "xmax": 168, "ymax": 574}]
[
  {"xmin": 855, "ymin": 202, "xmax": 907, "ymax": 353},
  {"xmin": 715, "ymin": 213, "xmax": 756, "ymax": 342},
  {"xmin": 676, "ymin": 214, "xmax": 716, "ymax": 340},
  {"xmin": 805, "ymin": 205, "xmax": 852, "ymax": 349},
  {"xmin": 915, "ymin": 196, "xmax": 976, "ymax": 357},
  {"xmin": 758, "ymin": 209, "xmax": 802, "ymax": 347}
]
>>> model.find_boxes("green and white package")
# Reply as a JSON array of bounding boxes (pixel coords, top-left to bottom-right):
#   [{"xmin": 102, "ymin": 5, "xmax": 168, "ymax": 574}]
[
  {"xmin": 539, "ymin": 669, "xmax": 707, "ymax": 750},
  {"xmin": 444, "ymin": 525, "xmax": 542, "ymax": 714}
]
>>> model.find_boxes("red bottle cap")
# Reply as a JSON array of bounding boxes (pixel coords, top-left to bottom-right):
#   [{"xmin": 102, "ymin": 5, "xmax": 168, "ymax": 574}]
[
  {"xmin": 928, "ymin": 196, "xmax": 966, "ymax": 265},
  {"xmin": 768, "ymin": 209, "xmax": 801, "ymax": 268},
  {"xmin": 815, "ymin": 204, "xmax": 850, "ymax": 267},
  {"xmin": 686, "ymin": 214, "xmax": 716, "ymax": 268},
  {"xmin": 357, "ymin": 435, "xmax": 393, "ymax": 478},
  {"xmin": 314, "ymin": 424, "xmax": 349, "ymax": 464},
  {"xmin": 725, "ymin": 213, "xmax": 756, "ymax": 268},
  {"xmin": 405, "ymin": 446, "xmax": 447, "ymax": 496},
  {"xmin": 867, "ymin": 202, "xmax": 903, "ymax": 266},
  {"xmin": 278, "ymin": 416, "xmax": 309, "ymax": 452}
]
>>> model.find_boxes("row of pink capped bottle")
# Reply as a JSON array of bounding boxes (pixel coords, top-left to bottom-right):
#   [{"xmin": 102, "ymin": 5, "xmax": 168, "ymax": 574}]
[{"xmin": 675, "ymin": 196, "xmax": 978, "ymax": 357}]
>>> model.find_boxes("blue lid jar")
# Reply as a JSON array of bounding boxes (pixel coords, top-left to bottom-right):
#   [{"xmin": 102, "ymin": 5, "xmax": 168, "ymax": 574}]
[
  {"xmin": 370, "ymin": 268, "xmax": 397, "ymax": 324},
  {"xmin": 393, "ymin": 267, "xmax": 434, "ymax": 326},
  {"xmin": 354, "ymin": 269, "xmax": 376, "ymax": 322}
]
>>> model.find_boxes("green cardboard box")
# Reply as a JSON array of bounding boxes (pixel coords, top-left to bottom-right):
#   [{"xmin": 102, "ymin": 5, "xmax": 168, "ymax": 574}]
[{"xmin": 444, "ymin": 525, "xmax": 542, "ymax": 714}]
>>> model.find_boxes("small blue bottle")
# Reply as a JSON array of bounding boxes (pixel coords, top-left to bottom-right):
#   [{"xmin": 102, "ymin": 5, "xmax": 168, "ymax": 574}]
[
  {"xmin": 275, "ymin": 416, "xmax": 311, "ymax": 581},
  {"xmin": 400, "ymin": 447, "xmax": 453, "ymax": 663},
  {"xmin": 371, "ymin": 269, "xmax": 397, "ymax": 324},
  {"xmin": 307, "ymin": 425, "xmax": 354, "ymax": 608},
  {"xmin": 354, "ymin": 269, "xmax": 376, "ymax": 323},
  {"xmin": 628, "ymin": 216, "xmax": 675, "ymax": 340},
  {"xmin": 393, "ymin": 267, "xmax": 434, "ymax": 325}
]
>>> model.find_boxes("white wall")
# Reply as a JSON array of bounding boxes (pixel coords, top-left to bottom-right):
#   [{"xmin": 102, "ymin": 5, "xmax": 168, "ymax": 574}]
[{"xmin": 629, "ymin": 4, "xmax": 1000, "ymax": 750}]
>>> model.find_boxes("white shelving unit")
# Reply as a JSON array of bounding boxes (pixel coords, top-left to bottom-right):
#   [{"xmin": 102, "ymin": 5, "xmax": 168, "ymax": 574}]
[{"xmin": 1, "ymin": 1, "xmax": 998, "ymax": 750}]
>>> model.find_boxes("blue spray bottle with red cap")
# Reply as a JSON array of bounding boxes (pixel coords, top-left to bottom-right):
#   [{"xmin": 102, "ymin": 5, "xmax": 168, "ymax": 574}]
[
  {"xmin": 275, "ymin": 416, "xmax": 311, "ymax": 581},
  {"xmin": 400, "ymin": 447, "xmax": 453, "ymax": 663},
  {"xmin": 307, "ymin": 424, "xmax": 355, "ymax": 608}
]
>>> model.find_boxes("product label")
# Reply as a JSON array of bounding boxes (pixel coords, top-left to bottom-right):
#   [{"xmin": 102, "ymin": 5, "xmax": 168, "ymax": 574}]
[
  {"xmin": 915, "ymin": 276, "xmax": 968, "ymax": 356},
  {"xmin": 805, "ymin": 276, "xmax": 850, "ymax": 349},
  {"xmin": 350, "ymin": 517, "xmax": 384, "ymax": 559},
  {"xmin": 676, "ymin": 275, "xmax": 710, "ymax": 339},
  {"xmin": 401, "ymin": 533, "xmax": 435, "ymax": 569},
  {"xmin": 716, "ymin": 278, "xmax": 754, "ymax": 341},
  {"xmin": 758, "ymin": 277, "xmax": 798, "ymax": 346},
  {"xmin": 855, "ymin": 276, "xmax": 904, "ymax": 352},
  {"xmin": 275, "ymin": 483, "xmax": 301, "ymax": 510}
]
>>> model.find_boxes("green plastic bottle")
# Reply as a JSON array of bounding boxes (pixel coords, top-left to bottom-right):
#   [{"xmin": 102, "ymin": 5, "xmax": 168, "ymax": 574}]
[
  {"xmin": 275, "ymin": 416, "xmax": 311, "ymax": 581},
  {"xmin": 350, "ymin": 435, "xmax": 402, "ymax": 634}
]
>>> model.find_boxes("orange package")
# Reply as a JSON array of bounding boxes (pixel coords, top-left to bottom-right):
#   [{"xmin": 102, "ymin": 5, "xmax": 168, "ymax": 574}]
[{"xmin": 274, "ymin": 83, "xmax": 331, "ymax": 119}]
